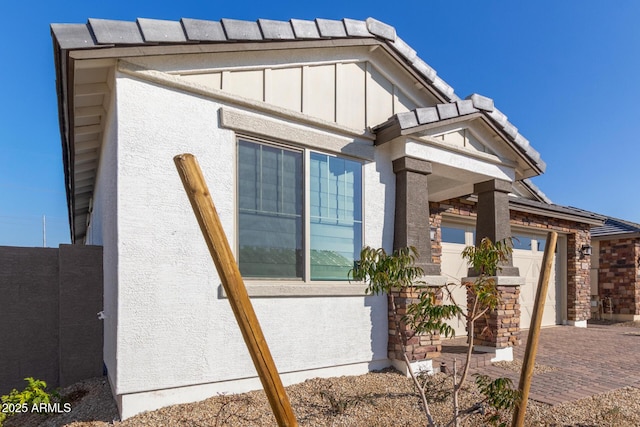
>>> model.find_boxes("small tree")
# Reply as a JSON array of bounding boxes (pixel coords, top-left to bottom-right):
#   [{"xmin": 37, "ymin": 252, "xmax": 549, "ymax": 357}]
[
  {"xmin": 350, "ymin": 246, "xmax": 461, "ymax": 426},
  {"xmin": 463, "ymin": 238, "xmax": 522, "ymax": 427},
  {"xmin": 453, "ymin": 238, "xmax": 513, "ymax": 420},
  {"xmin": 351, "ymin": 238, "xmax": 520, "ymax": 427}
]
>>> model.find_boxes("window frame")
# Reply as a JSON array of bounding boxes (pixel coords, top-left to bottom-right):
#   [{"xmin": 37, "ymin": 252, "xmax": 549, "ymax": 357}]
[
  {"xmin": 441, "ymin": 218, "xmax": 552, "ymax": 254},
  {"xmin": 236, "ymin": 136, "xmax": 365, "ymax": 284}
]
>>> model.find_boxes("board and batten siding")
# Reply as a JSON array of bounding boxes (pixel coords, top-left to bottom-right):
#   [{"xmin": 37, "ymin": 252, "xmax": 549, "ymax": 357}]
[{"xmin": 179, "ymin": 61, "xmax": 418, "ymax": 130}]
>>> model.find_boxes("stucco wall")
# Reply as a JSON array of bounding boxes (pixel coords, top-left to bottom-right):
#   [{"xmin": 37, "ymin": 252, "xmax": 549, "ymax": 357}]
[
  {"xmin": 110, "ymin": 74, "xmax": 392, "ymax": 408},
  {"xmin": 88, "ymin": 88, "xmax": 119, "ymax": 391}
]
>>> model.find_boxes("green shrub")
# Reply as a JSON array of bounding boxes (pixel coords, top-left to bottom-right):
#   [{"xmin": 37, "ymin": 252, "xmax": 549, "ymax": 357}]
[
  {"xmin": 0, "ymin": 377, "xmax": 57, "ymax": 426},
  {"xmin": 475, "ymin": 374, "xmax": 521, "ymax": 426}
]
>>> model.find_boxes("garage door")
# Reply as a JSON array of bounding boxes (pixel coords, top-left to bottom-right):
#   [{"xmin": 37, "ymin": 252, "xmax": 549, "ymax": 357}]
[
  {"xmin": 440, "ymin": 224, "xmax": 474, "ymax": 337},
  {"xmin": 441, "ymin": 224, "xmax": 561, "ymax": 336},
  {"xmin": 512, "ymin": 234, "xmax": 559, "ymax": 329}
]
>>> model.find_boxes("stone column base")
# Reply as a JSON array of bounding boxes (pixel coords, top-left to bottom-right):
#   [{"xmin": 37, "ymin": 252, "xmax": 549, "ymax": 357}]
[
  {"xmin": 418, "ymin": 275, "xmax": 449, "ymax": 287},
  {"xmin": 464, "ymin": 275, "xmax": 525, "ymax": 351},
  {"xmin": 388, "ymin": 276, "xmax": 449, "ymax": 375},
  {"xmin": 474, "ymin": 346, "xmax": 513, "ymax": 362},
  {"xmin": 567, "ymin": 320, "xmax": 587, "ymax": 328},
  {"xmin": 391, "ymin": 358, "xmax": 434, "ymax": 377}
]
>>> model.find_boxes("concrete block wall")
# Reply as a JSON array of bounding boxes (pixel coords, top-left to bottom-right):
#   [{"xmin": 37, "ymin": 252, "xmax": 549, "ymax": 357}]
[{"xmin": 0, "ymin": 245, "xmax": 103, "ymax": 394}]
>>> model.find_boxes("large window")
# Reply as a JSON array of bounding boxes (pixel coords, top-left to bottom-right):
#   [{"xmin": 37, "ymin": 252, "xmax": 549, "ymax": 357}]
[{"xmin": 238, "ymin": 139, "xmax": 362, "ymax": 281}]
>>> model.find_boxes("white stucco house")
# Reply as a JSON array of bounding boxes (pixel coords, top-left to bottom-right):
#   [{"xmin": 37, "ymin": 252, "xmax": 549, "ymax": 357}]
[{"xmin": 51, "ymin": 16, "xmax": 605, "ymax": 419}]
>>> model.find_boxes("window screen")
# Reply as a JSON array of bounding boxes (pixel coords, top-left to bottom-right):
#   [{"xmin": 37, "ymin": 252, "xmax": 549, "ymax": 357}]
[
  {"xmin": 238, "ymin": 140, "xmax": 303, "ymax": 278},
  {"xmin": 310, "ymin": 153, "xmax": 362, "ymax": 280},
  {"xmin": 237, "ymin": 139, "xmax": 362, "ymax": 281}
]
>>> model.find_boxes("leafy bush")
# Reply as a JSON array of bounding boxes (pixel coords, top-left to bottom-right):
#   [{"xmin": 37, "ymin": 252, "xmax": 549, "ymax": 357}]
[
  {"xmin": 350, "ymin": 239, "xmax": 519, "ymax": 427},
  {"xmin": 0, "ymin": 377, "xmax": 57, "ymax": 426},
  {"xmin": 475, "ymin": 374, "xmax": 521, "ymax": 426}
]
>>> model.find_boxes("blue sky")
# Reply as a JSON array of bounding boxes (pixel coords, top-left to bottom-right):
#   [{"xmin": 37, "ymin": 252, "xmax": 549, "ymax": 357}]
[{"xmin": 1, "ymin": 1, "xmax": 638, "ymax": 247}]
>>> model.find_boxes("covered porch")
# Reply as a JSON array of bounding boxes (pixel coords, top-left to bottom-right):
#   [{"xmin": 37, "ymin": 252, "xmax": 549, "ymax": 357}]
[{"xmin": 373, "ymin": 95, "xmax": 594, "ymax": 371}]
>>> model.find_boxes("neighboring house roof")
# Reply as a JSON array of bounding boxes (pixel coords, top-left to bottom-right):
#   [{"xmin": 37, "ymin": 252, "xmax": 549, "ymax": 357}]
[
  {"xmin": 51, "ymin": 16, "xmax": 546, "ymax": 242},
  {"xmin": 507, "ymin": 197, "xmax": 606, "ymax": 225},
  {"xmin": 373, "ymin": 95, "xmax": 546, "ymax": 176},
  {"xmin": 240, "ymin": 246, "xmax": 351, "ymax": 268},
  {"xmin": 592, "ymin": 217, "xmax": 640, "ymax": 238}
]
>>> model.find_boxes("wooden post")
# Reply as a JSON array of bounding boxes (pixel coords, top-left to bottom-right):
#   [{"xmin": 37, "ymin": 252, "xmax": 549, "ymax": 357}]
[
  {"xmin": 174, "ymin": 153, "xmax": 298, "ymax": 427},
  {"xmin": 511, "ymin": 231, "xmax": 558, "ymax": 427}
]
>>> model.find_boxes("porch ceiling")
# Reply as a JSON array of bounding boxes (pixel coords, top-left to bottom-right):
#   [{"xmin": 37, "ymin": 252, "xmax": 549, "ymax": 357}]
[{"xmin": 428, "ymin": 164, "xmax": 490, "ymax": 202}]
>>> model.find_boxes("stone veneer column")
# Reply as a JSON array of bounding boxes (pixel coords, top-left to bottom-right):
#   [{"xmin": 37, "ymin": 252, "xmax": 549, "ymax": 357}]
[
  {"xmin": 390, "ymin": 157, "xmax": 445, "ymax": 374},
  {"xmin": 388, "ymin": 286, "xmax": 444, "ymax": 375},
  {"xmin": 465, "ymin": 179, "xmax": 524, "ymax": 361},
  {"xmin": 464, "ymin": 277, "xmax": 522, "ymax": 353},
  {"xmin": 598, "ymin": 238, "xmax": 640, "ymax": 320},
  {"xmin": 567, "ymin": 229, "xmax": 592, "ymax": 326}
]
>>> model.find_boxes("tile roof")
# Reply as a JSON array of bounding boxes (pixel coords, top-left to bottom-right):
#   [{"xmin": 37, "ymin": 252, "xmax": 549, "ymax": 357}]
[
  {"xmin": 508, "ymin": 197, "xmax": 606, "ymax": 224},
  {"xmin": 377, "ymin": 94, "xmax": 546, "ymax": 174},
  {"xmin": 520, "ymin": 179, "xmax": 552, "ymax": 204},
  {"xmin": 592, "ymin": 217, "xmax": 640, "ymax": 238},
  {"xmin": 51, "ymin": 17, "xmax": 457, "ymax": 101},
  {"xmin": 50, "ymin": 16, "xmax": 549, "ymax": 240}
]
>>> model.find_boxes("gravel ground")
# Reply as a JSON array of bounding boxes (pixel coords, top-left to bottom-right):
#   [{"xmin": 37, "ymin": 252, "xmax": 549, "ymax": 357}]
[
  {"xmin": 493, "ymin": 359, "xmax": 559, "ymax": 374},
  {"xmin": 5, "ymin": 370, "xmax": 640, "ymax": 427},
  {"xmin": 6, "ymin": 321, "xmax": 640, "ymax": 426}
]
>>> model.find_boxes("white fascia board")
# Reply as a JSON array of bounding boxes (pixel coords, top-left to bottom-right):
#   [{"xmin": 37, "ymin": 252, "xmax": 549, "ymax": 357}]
[{"xmin": 402, "ymin": 139, "xmax": 516, "ymax": 183}]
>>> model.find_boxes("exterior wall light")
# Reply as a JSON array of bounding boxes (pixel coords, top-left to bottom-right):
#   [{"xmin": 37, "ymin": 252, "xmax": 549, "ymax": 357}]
[
  {"xmin": 580, "ymin": 244, "xmax": 592, "ymax": 257},
  {"xmin": 430, "ymin": 226, "xmax": 437, "ymax": 241}
]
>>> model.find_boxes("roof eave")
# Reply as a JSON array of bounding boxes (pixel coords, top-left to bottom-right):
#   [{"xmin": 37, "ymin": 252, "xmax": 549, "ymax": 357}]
[
  {"xmin": 520, "ymin": 179, "xmax": 552, "ymax": 204},
  {"xmin": 52, "ymin": 31, "xmax": 76, "ymax": 243},
  {"xmin": 508, "ymin": 198, "xmax": 605, "ymax": 226},
  {"xmin": 591, "ymin": 232, "xmax": 640, "ymax": 240},
  {"xmin": 478, "ymin": 114, "xmax": 544, "ymax": 178}
]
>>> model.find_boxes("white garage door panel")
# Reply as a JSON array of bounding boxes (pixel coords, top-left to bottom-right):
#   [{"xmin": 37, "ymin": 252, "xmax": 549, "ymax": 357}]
[
  {"xmin": 513, "ymin": 250, "xmax": 558, "ymax": 329},
  {"xmin": 441, "ymin": 243, "xmax": 470, "ymax": 337},
  {"xmin": 441, "ymin": 228, "xmax": 561, "ymax": 336}
]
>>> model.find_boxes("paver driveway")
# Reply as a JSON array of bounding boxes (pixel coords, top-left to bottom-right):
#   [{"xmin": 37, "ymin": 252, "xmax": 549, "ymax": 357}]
[{"xmin": 437, "ymin": 323, "xmax": 640, "ymax": 405}]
